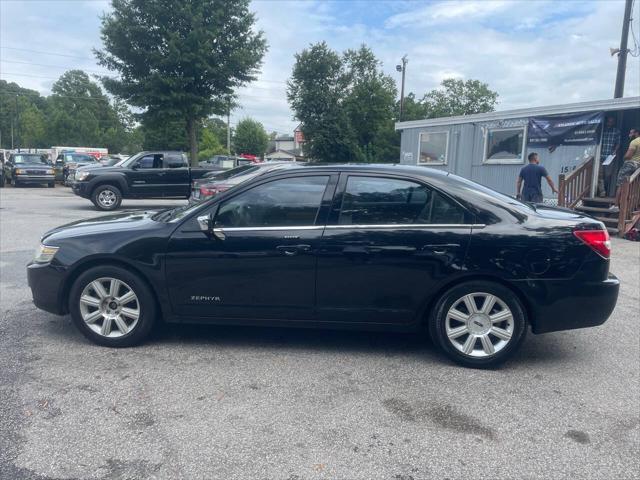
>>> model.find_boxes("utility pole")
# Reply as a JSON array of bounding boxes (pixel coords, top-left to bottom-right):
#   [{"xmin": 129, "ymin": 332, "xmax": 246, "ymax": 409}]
[
  {"xmin": 226, "ymin": 97, "xmax": 231, "ymax": 155},
  {"xmin": 15, "ymin": 95, "xmax": 20, "ymax": 152},
  {"xmin": 614, "ymin": 0, "xmax": 633, "ymax": 98},
  {"xmin": 396, "ymin": 55, "xmax": 408, "ymax": 122}
]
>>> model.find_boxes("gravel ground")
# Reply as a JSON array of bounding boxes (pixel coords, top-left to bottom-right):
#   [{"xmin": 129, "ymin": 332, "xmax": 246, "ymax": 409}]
[{"xmin": 1, "ymin": 185, "xmax": 638, "ymax": 480}]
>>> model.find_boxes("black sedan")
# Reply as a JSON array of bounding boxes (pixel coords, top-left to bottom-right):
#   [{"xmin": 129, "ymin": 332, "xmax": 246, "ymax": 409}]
[{"xmin": 27, "ymin": 164, "xmax": 619, "ymax": 367}]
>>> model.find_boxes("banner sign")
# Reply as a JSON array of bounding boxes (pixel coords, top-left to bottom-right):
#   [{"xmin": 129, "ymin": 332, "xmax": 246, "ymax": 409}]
[{"xmin": 527, "ymin": 111, "xmax": 603, "ymax": 147}]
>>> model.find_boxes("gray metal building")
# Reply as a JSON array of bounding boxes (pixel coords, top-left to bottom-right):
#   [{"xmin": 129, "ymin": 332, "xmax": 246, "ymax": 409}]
[{"xmin": 395, "ymin": 96, "xmax": 640, "ymax": 201}]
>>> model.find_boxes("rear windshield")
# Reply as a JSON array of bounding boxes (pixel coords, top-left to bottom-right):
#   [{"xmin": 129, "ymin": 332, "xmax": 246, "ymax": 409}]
[
  {"xmin": 13, "ymin": 154, "xmax": 46, "ymax": 164},
  {"xmin": 447, "ymin": 172, "xmax": 535, "ymax": 211},
  {"xmin": 211, "ymin": 164, "xmax": 259, "ymax": 180}
]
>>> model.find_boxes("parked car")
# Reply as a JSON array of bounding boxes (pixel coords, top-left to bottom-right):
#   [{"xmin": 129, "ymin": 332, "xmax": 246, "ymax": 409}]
[
  {"xmin": 27, "ymin": 164, "xmax": 619, "ymax": 368},
  {"xmin": 70, "ymin": 150, "xmax": 211, "ymax": 210},
  {"xmin": 189, "ymin": 162, "xmax": 298, "ymax": 204},
  {"xmin": 3, "ymin": 153, "xmax": 55, "ymax": 187},
  {"xmin": 54, "ymin": 153, "xmax": 101, "ymax": 184},
  {"xmin": 198, "ymin": 155, "xmax": 255, "ymax": 170}
]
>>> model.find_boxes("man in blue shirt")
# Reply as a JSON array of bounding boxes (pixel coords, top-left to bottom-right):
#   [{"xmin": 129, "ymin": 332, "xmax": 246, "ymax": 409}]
[{"xmin": 516, "ymin": 152, "xmax": 557, "ymax": 203}]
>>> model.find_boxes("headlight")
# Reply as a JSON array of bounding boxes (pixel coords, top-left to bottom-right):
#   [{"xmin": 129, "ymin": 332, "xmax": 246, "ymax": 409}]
[
  {"xmin": 34, "ymin": 244, "xmax": 59, "ymax": 264},
  {"xmin": 46, "ymin": 169, "xmax": 55, "ymax": 175},
  {"xmin": 14, "ymin": 168, "xmax": 25, "ymax": 175},
  {"xmin": 75, "ymin": 171, "xmax": 90, "ymax": 181}
]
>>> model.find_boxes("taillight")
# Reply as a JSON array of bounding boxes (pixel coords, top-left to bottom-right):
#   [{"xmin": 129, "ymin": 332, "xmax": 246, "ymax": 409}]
[
  {"xmin": 573, "ymin": 229, "xmax": 611, "ymax": 259},
  {"xmin": 199, "ymin": 184, "xmax": 230, "ymax": 197}
]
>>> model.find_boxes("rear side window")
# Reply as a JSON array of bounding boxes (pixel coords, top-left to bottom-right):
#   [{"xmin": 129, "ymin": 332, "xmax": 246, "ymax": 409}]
[
  {"xmin": 216, "ymin": 176, "xmax": 329, "ymax": 228},
  {"xmin": 164, "ymin": 153, "xmax": 187, "ymax": 168},
  {"xmin": 338, "ymin": 176, "xmax": 466, "ymax": 225}
]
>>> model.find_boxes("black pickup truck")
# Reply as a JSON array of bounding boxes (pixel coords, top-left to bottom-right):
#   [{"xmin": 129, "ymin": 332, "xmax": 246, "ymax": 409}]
[{"xmin": 71, "ymin": 151, "xmax": 211, "ymax": 210}]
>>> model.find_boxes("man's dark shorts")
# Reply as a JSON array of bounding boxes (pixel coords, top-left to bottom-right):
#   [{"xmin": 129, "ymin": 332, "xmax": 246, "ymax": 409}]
[
  {"xmin": 616, "ymin": 160, "xmax": 640, "ymax": 186},
  {"xmin": 522, "ymin": 191, "xmax": 543, "ymax": 203}
]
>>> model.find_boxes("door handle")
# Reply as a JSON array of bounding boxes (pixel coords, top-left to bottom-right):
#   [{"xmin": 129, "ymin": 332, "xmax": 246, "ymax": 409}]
[
  {"xmin": 422, "ymin": 244, "xmax": 460, "ymax": 255},
  {"xmin": 276, "ymin": 244, "xmax": 311, "ymax": 256}
]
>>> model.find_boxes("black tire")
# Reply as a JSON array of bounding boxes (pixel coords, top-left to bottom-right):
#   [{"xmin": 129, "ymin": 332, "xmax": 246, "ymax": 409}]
[
  {"xmin": 91, "ymin": 184, "xmax": 122, "ymax": 211},
  {"xmin": 68, "ymin": 265, "xmax": 156, "ymax": 347},
  {"xmin": 48, "ymin": 182, "xmax": 55, "ymax": 188},
  {"xmin": 429, "ymin": 281, "xmax": 527, "ymax": 368}
]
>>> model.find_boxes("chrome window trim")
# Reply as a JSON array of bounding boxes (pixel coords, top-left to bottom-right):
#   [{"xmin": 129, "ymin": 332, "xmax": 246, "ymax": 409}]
[
  {"xmin": 325, "ymin": 224, "xmax": 485, "ymax": 230},
  {"xmin": 219, "ymin": 225, "xmax": 325, "ymax": 232},
  {"xmin": 216, "ymin": 224, "xmax": 485, "ymax": 232}
]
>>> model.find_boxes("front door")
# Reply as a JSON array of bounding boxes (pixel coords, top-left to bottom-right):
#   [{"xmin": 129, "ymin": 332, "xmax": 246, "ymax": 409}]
[
  {"xmin": 316, "ymin": 174, "xmax": 472, "ymax": 325},
  {"xmin": 165, "ymin": 174, "xmax": 336, "ymax": 320},
  {"xmin": 127, "ymin": 153, "xmax": 167, "ymax": 197}
]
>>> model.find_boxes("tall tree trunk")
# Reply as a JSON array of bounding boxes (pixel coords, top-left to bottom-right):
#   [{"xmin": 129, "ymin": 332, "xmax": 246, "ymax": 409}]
[{"xmin": 188, "ymin": 117, "xmax": 198, "ymax": 166}]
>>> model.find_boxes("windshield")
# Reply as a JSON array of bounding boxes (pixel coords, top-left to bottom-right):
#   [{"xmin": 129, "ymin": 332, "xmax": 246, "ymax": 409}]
[{"xmin": 13, "ymin": 154, "xmax": 46, "ymax": 164}]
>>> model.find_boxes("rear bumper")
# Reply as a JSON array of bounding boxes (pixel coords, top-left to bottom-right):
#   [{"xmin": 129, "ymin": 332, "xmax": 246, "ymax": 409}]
[
  {"xmin": 27, "ymin": 262, "xmax": 67, "ymax": 315},
  {"xmin": 520, "ymin": 274, "xmax": 620, "ymax": 334}
]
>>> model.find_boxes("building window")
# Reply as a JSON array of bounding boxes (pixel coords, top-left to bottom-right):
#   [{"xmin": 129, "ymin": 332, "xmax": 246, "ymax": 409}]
[
  {"xmin": 418, "ymin": 131, "xmax": 449, "ymax": 165},
  {"xmin": 483, "ymin": 127, "xmax": 526, "ymax": 164}
]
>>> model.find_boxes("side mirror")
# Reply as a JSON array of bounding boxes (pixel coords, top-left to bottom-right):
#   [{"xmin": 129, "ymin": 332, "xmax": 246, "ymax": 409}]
[
  {"xmin": 131, "ymin": 162, "xmax": 139, "ymax": 170},
  {"xmin": 197, "ymin": 208, "xmax": 225, "ymax": 240}
]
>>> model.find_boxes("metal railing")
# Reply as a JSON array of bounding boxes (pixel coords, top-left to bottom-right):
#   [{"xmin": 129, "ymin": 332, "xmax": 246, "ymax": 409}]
[
  {"xmin": 557, "ymin": 157, "xmax": 594, "ymax": 208},
  {"xmin": 618, "ymin": 166, "xmax": 640, "ymax": 235}
]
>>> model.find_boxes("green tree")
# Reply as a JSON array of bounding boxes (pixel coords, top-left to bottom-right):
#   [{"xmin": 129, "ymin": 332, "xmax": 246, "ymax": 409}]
[
  {"xmin": 287, "ymin": 43, "xmax": 397, "ymax": 162},
  {"xmin": 400, "ymin": 79, "xmax": 498, "ymax": 121},
  {"xmin": 0, "ymin": 80, "xmax": 47, "ymax": 149},
  {"xmin": 198, "ymin": 126, "xmax": 226, "ymax": 160},
  {"xmin": 96, "ymin": 0, "xmax": 268, "ymax": 165},
  {"xmin": 46, "ymin": 70, "xmax": 129, "ymax": 150},
  {"xmin": 233, "ymin": 118, "xmax": 268, "ymax": 157},
  {"xmin": 19, "ymin": 103, "xmax": 47, "ymax": 148}
]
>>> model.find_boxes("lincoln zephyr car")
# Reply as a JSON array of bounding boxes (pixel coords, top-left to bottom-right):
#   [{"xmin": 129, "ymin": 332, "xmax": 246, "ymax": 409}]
[{"xmin": 27, "ymin": 164, "xmax": 619, "ymax": 367}]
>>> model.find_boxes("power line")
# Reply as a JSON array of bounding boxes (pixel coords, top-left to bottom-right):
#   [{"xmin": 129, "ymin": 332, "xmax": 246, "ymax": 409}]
[
  {"xmin": 0, "ymin": 46, "xmax": 96, "ymax": 61},
  {"xmin": 0, "ymin": 59, "xmax": 114, "ymax": 76},
  {"xmin": 0, "ymin": 46, "xmax": 289, "ymax": 84}
]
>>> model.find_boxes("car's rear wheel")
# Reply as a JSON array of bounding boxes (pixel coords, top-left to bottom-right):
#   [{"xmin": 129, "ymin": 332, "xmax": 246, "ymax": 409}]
[
  {"xmin": 69, "ymin": 266, "xmax": 156, "ymax": 347},
  {"xmin": 92, "ymin": 184, "xmax": 122, "ymax": 211},
  {"xmin": 430, "ymin": 281, "xmax": 527, "ymax": 368}
]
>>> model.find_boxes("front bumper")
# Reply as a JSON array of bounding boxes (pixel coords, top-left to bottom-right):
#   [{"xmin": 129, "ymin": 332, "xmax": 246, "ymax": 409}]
[
  {"xmin": 27, "ymin": 261, "xmax": 67, "ymax": 315},
  {"xmin": 15, "ymin": 174, "xmax": 54, "ymax": 184},
  {"xmin": 71, "ymin": 181, "xmax": 91, "ymax": 198},
  {"xmin": 521, "ymin": 274, "xmax": 620, "ymax": 334}
]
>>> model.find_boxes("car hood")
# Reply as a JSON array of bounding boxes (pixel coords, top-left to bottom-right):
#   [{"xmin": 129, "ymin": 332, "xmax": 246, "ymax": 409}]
[
  {"xmin": 41, "ymin": 210, "xmax": 164, "ymax": 243},
  {"xmin": 76, "ymin": 163, "xmax": 107, "ymax": 171}
]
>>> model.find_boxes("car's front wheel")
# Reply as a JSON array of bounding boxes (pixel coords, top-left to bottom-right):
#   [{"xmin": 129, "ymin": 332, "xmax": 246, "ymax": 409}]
[
  {"xmin": 92, "ymin": 184, "xmax": 122, "ymax": 211},
  {"xmin": 69, "ymin": 266, "xmax": 156, "ymax": 347},
  {"xmin": 430, "ymin": 281, "xmax": 527, "ymax": 368}
]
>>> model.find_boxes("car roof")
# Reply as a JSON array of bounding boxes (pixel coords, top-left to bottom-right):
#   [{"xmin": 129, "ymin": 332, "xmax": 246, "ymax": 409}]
[{"xmin": 258, "ymin": 162, "xmax": 451, "ymax": 179}]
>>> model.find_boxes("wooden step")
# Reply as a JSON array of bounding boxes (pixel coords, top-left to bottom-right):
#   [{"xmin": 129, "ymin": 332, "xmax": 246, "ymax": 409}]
[
  {"xmin": 594, "ymin": 216, "xmax": 619, "ymax": 225},
  {"xmin": 575, "ymin": 205, "xmax": 620, "ymax": 215},
  {"xmin": 582, "ymin": 197, "xmax": 616, "ymax": 204}
]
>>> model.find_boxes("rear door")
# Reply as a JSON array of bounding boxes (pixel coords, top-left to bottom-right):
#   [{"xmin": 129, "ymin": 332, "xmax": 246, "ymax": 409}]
[
  {"xmin": 316, "ymin": 173, "xmax": 472, "ymax": 325},
  {"xmin": 161, "ymin": 153, "xmax": 191, "ymax": 197}
]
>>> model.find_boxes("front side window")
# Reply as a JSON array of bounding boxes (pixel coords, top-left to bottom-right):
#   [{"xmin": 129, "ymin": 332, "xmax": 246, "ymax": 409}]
[
  {"xmin": 484, "ymin": 127, "xmax": 525, "ymax": 164},
  {"xmin": 338, "ymin": 176, "xmax": 466, "ymax": 225},
  {"xmin": 215, "ymin": 176, "xmax": 329, "ymax": 228},
  {"xmin": 418, "ymin": 131, "xmax": 448, "ymax": 165},
  {"xmin": 136, "ymin": 154, "xmax": 163, "ymax": 169}
]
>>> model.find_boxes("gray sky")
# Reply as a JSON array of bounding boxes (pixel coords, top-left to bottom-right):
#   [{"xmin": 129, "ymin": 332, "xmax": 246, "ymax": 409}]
[{"xmin": 1, "ymin": 0, "xmax": 639, "ymax": 135}]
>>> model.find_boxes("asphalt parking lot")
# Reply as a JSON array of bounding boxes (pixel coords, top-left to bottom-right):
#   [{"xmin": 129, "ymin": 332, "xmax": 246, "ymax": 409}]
[{"xmin": 1, "ymin": 185, "xmax": 638, "ymax": 480}]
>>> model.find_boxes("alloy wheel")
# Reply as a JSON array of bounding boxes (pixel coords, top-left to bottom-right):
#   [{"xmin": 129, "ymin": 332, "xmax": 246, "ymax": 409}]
[
  {"xmin": 445, "ymin": 292, "xmax": 514, "ymax": 358},
  {"xmin": 78, "ymin": 277, "xmax": 140, "ymax": 337},
  {"xmin": 97, "ymin": 189, "xmax": 116, "ymax": 208}
]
